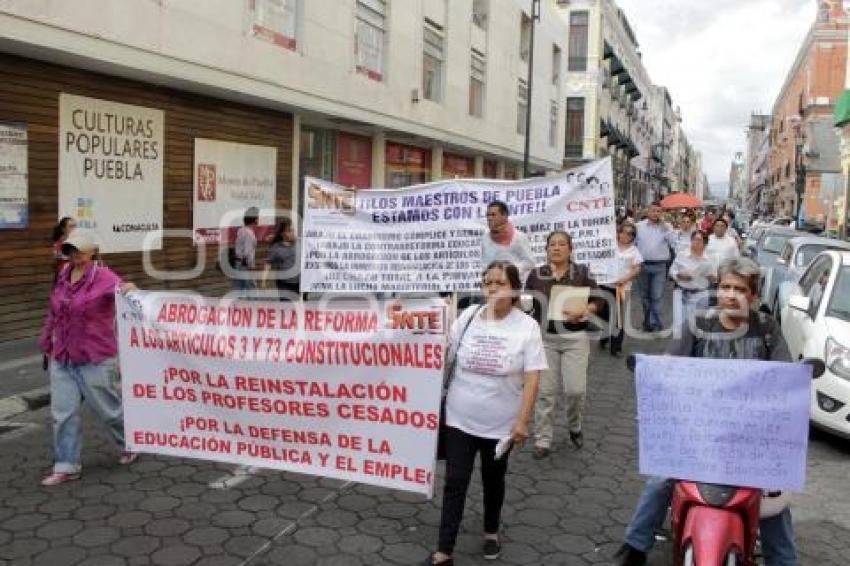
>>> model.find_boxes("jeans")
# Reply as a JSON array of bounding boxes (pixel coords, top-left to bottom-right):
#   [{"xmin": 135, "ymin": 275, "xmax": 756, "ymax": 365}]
[
  {"xmin": 637, "ymin": 261, "xmax": 667, "ymax": 331},
  {"xmin": 534, "ymin": 332, "xmax": 590, "ymax": 448},
  {"xmin": 438, "ymin": 427, "xmax": 511, "ymax": 554},
  {"xmin": 625, "ymin": 477, "xmax": 798, "ymax": 565},
  {"xmin": 50, "ymin": 358, "xmax": 126, "ymax": 473}
]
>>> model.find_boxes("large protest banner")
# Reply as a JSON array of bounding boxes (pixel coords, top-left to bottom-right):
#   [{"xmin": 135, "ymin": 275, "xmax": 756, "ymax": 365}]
[
  {"xmin": 59, "ymin": 94, "xmax": 164, "ymax": 253},
  {"xmin": 635, "ymin": 355, "xmax": 811, "ymax": 491},
  {"xmin": 301, "ymin": 158, "xmax": 616, "ymax": 293},
  {"xmin": 117, "ymin": 292, "xmax": 445, "ymax": 496}
]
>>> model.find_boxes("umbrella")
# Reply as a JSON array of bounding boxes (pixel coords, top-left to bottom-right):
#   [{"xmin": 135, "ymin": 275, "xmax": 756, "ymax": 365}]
[{"xmin": 659, "ymin": 193, "xmax": 703, "ymax": 209}]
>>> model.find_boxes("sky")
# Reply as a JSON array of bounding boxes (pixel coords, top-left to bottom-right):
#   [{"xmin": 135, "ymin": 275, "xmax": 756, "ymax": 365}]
[{"xmin": 616, "ymin": 0, "xmax": 818, "ymax": 186}]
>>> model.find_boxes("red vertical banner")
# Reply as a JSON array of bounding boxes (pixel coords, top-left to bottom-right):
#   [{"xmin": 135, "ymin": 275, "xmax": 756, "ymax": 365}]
[
  {"xmin": 336, "ymin": 132, "xmax": 372, "ymax": 189},
  {"xmin": 442, "ymin": 153, "xmax": 474, "ymax": 179}
]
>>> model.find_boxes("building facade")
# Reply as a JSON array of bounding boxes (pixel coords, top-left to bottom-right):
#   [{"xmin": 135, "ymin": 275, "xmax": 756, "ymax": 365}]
[
  {"xmin": 744, "ymin": 113, "xmax": 771, "ymax": 212},
  {"xmin": 0, "ymin": 0, "xmax": 578, "ymax": 341},
  {"xmin": 766, "ymin": 0, "xmax": 848, "ymax": 223}
]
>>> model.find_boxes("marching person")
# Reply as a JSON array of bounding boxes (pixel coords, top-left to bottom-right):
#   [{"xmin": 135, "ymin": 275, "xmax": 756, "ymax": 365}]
[
  {"xmin": 424, "ymin": 261, "xmax": 546, "ymax": 565},
  {"xmin": 614, "ymin": 257, "xmax": 798, "ymax": 566},
  {"xmin": 672, "ymin": 211, "xmax": 696, "ymax": 257},
  {"xmin": 51, "ymin": 216, "xmax": 76, "ymax": 280},
  {"xmin": 634, "ymin": 202, "xmax": 677, "ymax": 332},
  {"xmin": 525, "ymin": 231, "xmax": 602, "ymax": 457},
  {"xmin": 480, "ymin": 201, "xmax": 535, "ymax": 285},
  {"xmin": 669, "ymin": 230, "xmax": 716, "ymax": 323},
  {"xmin": 39, "ymin": 232, "xmax": 137, "ymax": 486},
  {"xmin": 705, "ymin": 217, "xmax": 740, "ymax": 266},
  {"xmin": 261, "ymin": 217, "xmax": 300, "ymax": 301},
  {"xmin": 233, "ymin": 206, "xmax": 259, "ymax": 295},
  {"xmin": 599, "ymin": 223, "xmax": 643, "ymax": 357}
]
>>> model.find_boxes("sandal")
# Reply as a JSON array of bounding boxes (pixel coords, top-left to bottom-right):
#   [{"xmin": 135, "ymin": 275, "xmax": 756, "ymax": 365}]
[{"xmin": 421, "ymin": 553, "xmax": 454, "ymax": 566}]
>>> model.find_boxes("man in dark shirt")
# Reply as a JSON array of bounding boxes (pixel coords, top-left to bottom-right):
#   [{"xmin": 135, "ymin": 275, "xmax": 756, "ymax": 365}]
[{"xmin": 614, "ymin": 257, "xmax": 797, "ymax": 566}]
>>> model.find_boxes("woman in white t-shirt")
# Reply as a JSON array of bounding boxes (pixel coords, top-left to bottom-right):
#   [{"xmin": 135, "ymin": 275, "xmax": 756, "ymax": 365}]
[
  {"xmin": 669, "ymin": 229, "xmax": 717, "ymax": 324},
  {"xmin": 425, "ymin": 261, "xmax": 547, "ymax": 566},
  {"xmin": 599, "ymin": 223, "xmax": 643, "ymax": 356}
]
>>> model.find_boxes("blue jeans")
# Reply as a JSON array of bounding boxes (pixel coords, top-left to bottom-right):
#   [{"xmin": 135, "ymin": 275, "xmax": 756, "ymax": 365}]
[
  {"xmin": 637, "ymin": 261, "xmax": 667, "ymax": 331},
  {"xmin": 625, "ymin": 477, "xmax": 798, "ymax": 565},
  {"xmin": 49, "ymin": 358, "xmax": 126, "ymax": 473}
]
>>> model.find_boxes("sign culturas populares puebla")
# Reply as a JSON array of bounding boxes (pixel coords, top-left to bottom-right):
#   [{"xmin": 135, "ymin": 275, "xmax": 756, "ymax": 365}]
[
  {"xmin": 301, "ymin": 157, "xmax": 617, "ymax": 293},
  {"xmin": 193, "ymin": 138, "xmax": 277, "ymax": 244},
  {"xmin": 58, "ymin": 94, "xmax": 164, "ymax": 253},
  {"xmin": 118, "ymin": 292, "xmax": 445, "ymax": 496},
  {"xmin": 0, "ymin": 122, "xmax": 28, "ymax": 229},
  {"xmin": 635, "ymin": 354, "xmax": 811, "ymax": 491}
]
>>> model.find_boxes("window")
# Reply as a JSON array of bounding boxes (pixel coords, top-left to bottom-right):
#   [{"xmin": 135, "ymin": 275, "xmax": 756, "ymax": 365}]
[
  {"xmin": 423, "ymin": 20, "xmax": 444, "ymax": 102},
  {"xmin": 568, "ymin": 11, "xmax": 589, "ymax": 71},
  {"xmin": 250, "ymin": 0, "xmax": 299, "ymax": 50},
  {"xmin": 517, "ymin": 80, "xmax": 529, "ymax": 135},
  {"xmin": 549, "ymin": 101, "xmax": 558, "ymax": 147},
  {"xmin": 785, "ymin": 162, "xmax": 791, "ymax": 178},
  {"xmin": 355, "ymin": 0, "xmax": 386, "ymax": 81},
  {"xmin": 469, "ymin": 50, "xmax": 486, "ymax": 118},
  {"xmin": 565, "ymin": 97, "xmax": 585, "ymax": 157},
  {"xmin": 552, "ymin": 45, "xmax": 562, "ymax": 87},
  {"xmin": 472, "ymin": 0, "xmax": 488, "ymax": 30},
  {"xmin": 520, "ymin": 13, "xmax": 531, "ymax": 62}
]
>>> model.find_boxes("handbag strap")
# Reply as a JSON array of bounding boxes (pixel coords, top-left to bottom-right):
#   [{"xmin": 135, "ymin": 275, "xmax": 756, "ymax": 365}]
[{"xmin": 444, "ymin": 304, "xmax": 484, "ymax": 390}]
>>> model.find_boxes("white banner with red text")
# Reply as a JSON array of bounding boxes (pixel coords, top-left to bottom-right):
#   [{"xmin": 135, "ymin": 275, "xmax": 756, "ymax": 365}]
[
  {"xmin": 117, "ymin": 291, "xmax": 446, "ymax": 497},
  {"xmin": 301, "ymin": 157, "xmax": 616, "ymax": 293}
]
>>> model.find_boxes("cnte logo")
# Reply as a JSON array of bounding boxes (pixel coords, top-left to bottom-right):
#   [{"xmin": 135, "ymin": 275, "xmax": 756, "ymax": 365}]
[{"xmin": 385, "ymin": 303, "xmax": 445, "ymax": 334}]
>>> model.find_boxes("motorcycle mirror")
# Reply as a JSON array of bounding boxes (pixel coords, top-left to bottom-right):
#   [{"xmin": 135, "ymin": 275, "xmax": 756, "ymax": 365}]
[{"xmin": 801, "ymin": 358, "xmax": 825, "ymax": 379}]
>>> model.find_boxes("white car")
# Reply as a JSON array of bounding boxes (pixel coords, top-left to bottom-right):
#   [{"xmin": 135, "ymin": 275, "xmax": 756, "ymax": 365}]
[{"xmin": 781, "ymin": 251, "xmax": 850, "ymax": 438}]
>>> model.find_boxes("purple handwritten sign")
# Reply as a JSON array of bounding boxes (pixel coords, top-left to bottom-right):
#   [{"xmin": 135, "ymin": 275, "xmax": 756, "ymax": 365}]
[{"xmin": 635, "ymin": 354, "xmax": 811, "ymax": 491}]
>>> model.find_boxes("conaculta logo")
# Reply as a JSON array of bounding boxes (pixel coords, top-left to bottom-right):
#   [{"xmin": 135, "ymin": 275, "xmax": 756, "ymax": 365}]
[
  {"xmin": 385, "ymin": 303, "xmax": 446, "ymax": 334},
  {"xmin": 197, "ymin": 164, "xmax": 216, "ymax": 202},
  {"xmin": 307, "ymin": 182, "xmax": 355, "ymax": 215}
]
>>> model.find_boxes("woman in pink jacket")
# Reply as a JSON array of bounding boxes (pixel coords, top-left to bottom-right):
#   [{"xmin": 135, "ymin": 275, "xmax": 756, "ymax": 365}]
[{"xmin": 39, "ymin": 232, "xmax": 137, "ymax": 486}]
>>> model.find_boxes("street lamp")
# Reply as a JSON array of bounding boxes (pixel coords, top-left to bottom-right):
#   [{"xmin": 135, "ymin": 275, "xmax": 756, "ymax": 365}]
[
  {"xmin": 791, "ymin": 115, "xmax": 805, "ymax": 227},
  {"xmin": 522, "ymin": 0, "xmax": 541, "ymax": 178}
]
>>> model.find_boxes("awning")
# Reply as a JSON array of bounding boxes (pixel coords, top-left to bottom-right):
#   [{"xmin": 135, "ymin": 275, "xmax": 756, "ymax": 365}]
[{"xmin": 834, "ymin": 89, "xmax": 850, "ymax": 127}]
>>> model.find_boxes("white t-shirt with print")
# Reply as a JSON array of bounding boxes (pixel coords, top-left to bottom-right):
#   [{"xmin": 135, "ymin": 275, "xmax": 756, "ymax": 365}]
[
  {"xmin": 600, "ymin": 244, "xmax": 643, "ymax": 287},
  {"xmin": 445, "ymin": 307, "xmax": 548, "ymax": 439}
]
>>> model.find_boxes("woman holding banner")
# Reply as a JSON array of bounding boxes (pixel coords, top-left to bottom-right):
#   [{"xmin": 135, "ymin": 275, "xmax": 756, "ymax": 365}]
[
  {"xmin": 425, "ymin": 261, "xmax": 546, "ymax": 565},
  {"xmin": 39, "ymin": 232, "xmax": 137, "ymax": 486},
  {"xmin": 524, "ymin": 231, "xmax": 602, "ymax": 458}
]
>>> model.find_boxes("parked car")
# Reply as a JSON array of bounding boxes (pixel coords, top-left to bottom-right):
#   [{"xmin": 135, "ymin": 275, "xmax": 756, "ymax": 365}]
[
  {"xmin": 743, "ymin": 224, "xmax": 767, "ymax": 257},
  {"xmin": 781, "ymin": 251, "xmax": 850, "ymax": 439},
  {"xmin": 764, "ymin": 235, "xmax": 850, "ymax": 318},
  {"xmin": 749, "ymin": 227, "xmax": 799, "ymax": 295}
]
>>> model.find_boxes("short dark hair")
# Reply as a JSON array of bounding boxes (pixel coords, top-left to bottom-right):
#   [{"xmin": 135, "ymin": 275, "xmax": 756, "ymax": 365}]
[
  {"xmin": 487, "ymin": 200, "xmax": 509, "ymax": 216},
  {"xmin": 691, "ymin": 229, "xmax": 709, "ymax": 243},
  {"xmin": 244, "ymin": 207, "xmax": 259, "ymax": 225},
  {"xmin": 712, "ymin": 218, "xmax": 728, "ymax": 229},
  {"xmin": 650, "ymin": 200, "xmax": 662, "ymax": 208},
  {"xmin": 272, "ymin": 217, "xmax": 293, "ymax": 244},
  {"xmin": 482, "ymin": 261, "xmax": 522, "ymax": 305}
]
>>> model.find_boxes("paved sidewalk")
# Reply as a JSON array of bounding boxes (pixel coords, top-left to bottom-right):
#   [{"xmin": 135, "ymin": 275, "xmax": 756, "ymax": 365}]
[{"xmin": 1, "ymin": 327, "xmax": 848, "ymax": 565}]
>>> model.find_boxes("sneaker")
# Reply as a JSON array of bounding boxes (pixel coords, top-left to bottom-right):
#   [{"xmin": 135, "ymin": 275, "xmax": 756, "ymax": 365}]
[
  {"xmin": 41, "ymin": 472, "xmax": 81, "ymax": 486},
  {"xmin": 612, "ymin": 543, "xmax": 647, "ymax": 566},
  {"xmin": 118, "ymin": 452, "xmax": 138, "ymax": 465},
  {"xmin": 569, "ymin": 430, "xmax": 584, "ymax": 449},
  {"xmin": 483, "ymin": 538, "xmax": 501, "ymax": 560},
  {"xmin": 532, "ymin": 446, "xmax": 550, "ymax": 459}
]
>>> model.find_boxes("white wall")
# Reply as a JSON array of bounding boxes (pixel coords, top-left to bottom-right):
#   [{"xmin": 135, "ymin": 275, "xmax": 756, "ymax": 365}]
[{"xmin": 0, "ymin": 0, "xmax": 570, "ymax": 169}]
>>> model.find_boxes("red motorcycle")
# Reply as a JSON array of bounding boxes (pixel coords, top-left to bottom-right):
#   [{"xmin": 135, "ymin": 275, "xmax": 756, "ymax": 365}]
[{"xmin": 626, "ymin": 356, "xmax": 823, "ymax": 566}]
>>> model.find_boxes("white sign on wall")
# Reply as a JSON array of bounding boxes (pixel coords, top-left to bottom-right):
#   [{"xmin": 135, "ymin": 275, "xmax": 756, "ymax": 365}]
[
  {"xmin": 193, "ymin": 138, "xmax": 277, "ymax": 243},
  {"xmin": 58, "ymin": 94, "xmax": 164, "ymax": 253},
  {"xmin": 0, "ymin": 122, "xmax": 28, "ymax": 229}
]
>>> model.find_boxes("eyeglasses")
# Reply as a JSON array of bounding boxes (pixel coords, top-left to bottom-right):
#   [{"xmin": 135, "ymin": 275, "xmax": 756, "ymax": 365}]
[{"xmin": 621, "ymin": 230, "xmax": 636, "ymax": 237}]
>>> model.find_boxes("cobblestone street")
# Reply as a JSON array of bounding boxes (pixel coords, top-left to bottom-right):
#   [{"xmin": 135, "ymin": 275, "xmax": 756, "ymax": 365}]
[{"xmin": 1, "ymin": 328, "xmax": 848, "ymax": 566}]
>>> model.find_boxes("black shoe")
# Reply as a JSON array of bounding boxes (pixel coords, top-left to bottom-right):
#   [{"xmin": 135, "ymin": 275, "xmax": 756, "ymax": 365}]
[
  {"xmin": 532, "ymin": 446, "xmax": 550, "ymax": 459},
  {"xmin": 483, "ymin": 538, "xmax": 501, "ymax": 560},
  {"xmin": 421, "ymin": 553, "xmax": 453, "ymax": 566},
  {"xmin": 612, "ymin": 543, "xmax": 647, "ymax": 566},
  {"xmin": 569, "ymin": 431, "xmax": 584, "ymax": 449}
]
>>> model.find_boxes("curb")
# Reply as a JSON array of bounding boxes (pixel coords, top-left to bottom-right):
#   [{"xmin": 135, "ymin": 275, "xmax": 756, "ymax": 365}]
[{"xmin": 0, "ymin": 386, "xmax": 50, "ymax": 421}]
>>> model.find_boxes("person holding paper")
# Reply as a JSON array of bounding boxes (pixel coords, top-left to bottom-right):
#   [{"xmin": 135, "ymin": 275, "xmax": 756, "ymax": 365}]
[
  {"xmin": 38, "ymin": 232, "xmax": 138, "ymax": 487},
  {"xmin": 705, "ymin": 217, "xmax": 740, "ymax": 266},
  {"xmin": 524, "ymin": 231, "xmax": 603, "ymax": 458},
  {"xmin": 668, "ymin": 229, "xmax": 716, "ymax": 324},
  {"xmin": 599, "ymin": 223, "xmax": 643, "ymax": 356},
  {"xmin": 424, "ymin": 260, "xmax": 546, "ymax": 566},
  {"xmin": 614, "ymin": 257, "xmax": 797, "ymax": 566}
]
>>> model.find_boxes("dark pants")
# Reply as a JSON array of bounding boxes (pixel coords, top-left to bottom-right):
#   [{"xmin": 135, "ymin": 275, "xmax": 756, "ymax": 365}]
[
  {"xmin": 599, "ymin": 285, "xmax": 624, "ymax": 354},
  {"xmin": 438, "ymin": 427, "xmax": 510, "ymax": 554}
]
